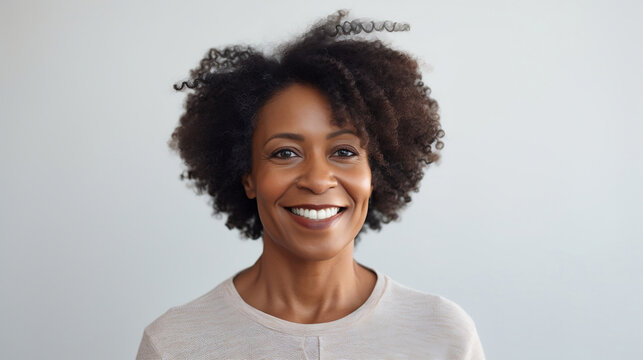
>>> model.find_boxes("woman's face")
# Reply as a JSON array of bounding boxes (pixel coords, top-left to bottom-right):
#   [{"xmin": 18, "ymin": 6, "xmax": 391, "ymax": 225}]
[{"xmin": 243, "ymin": 83, "xmax": 372, "ymax": 261}]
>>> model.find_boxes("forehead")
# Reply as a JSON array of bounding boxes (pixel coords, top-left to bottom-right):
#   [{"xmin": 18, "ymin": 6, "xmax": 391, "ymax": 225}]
[{"xmin": 254, "ymin": 83, "xmax": 354, "ymax": 136}]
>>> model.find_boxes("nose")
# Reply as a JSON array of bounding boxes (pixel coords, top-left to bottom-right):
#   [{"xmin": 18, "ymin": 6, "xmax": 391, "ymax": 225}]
[{"xmin": 296, "ymin": 153, "xmax": 338, "ymax": 194}]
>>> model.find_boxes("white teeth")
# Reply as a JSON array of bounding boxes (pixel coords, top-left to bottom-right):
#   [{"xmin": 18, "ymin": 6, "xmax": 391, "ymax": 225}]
[{"xmin": 289, "ymin": 207, "xmax": 340, "ymax": 220}]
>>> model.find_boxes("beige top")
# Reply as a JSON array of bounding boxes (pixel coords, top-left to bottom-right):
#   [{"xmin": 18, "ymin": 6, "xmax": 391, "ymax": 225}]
[{"xmin": 136, "ymin": 268, "xmax": 485, "ymax": 359}]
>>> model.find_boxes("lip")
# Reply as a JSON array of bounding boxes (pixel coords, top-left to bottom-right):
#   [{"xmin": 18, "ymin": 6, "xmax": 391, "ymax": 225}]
[
  {"xmin": 284, "ymin": 204, "xmax": 345, "ymax": 210},
  {"xmin": 284, "ymin": 206, "xmax": 345, "ymax": 230}
]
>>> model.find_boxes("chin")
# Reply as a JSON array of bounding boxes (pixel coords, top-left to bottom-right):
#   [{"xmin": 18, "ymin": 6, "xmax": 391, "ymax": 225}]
[
  {"xmin": 270, "ymin": 232, "xmax": 355, "ymax": 262},
  {"xmin": 298, "ymin": 240, "xmax": 353, "ymax": 261}
]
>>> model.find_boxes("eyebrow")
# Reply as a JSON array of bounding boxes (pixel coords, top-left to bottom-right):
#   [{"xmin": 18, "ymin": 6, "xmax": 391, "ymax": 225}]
[{"xmin": 263, "ymin": 129, "xmax": 356, "ymax": 146}]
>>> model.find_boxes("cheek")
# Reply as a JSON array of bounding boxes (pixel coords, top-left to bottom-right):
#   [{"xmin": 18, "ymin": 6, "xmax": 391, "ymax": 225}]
[
  {"xmin": 342, "ymin": 164, "xmax": 372, "ymax": 204},
  {"xmin": 255, "ymin": 167, "xmax": 294, "ymax": 205}
]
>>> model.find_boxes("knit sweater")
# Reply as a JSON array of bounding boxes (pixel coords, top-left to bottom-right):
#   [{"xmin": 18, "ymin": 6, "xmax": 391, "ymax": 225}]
[{"xmin": 136, "ymin": 267, "xmax": 485, "ymax": 359}]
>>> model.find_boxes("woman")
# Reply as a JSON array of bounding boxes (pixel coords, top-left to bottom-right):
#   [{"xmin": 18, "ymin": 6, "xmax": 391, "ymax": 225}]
[{"xmin": 136, "ymin": 10, "xmax": 485, "ymax": 359}]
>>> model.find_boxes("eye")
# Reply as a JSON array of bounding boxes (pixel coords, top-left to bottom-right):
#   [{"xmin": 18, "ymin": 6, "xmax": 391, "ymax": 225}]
[
  {"xmin": 333, "ymin": 147, "xmax": 357, "ymax": 158},
  {"xmin": 271, "ymin": 148, "xmax": 298, "ymax": 159}
]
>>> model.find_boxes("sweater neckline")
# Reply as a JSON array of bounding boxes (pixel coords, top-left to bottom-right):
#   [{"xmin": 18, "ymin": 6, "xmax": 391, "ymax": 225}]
[{"xmin": 222, "ymin": 265, "xmax": 388, "ymax": 336}]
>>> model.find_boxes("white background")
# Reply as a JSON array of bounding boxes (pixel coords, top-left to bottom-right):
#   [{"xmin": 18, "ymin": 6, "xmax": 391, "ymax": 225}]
[{"xmin": 1, "ymin": 0, "xmax": 641, "ymax": 359}]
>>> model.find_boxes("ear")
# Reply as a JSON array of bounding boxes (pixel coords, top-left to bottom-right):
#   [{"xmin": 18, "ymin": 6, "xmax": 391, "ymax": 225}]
[{"xmin": 242, "ymin": 173, "xmax": 256, "ymax": 199}]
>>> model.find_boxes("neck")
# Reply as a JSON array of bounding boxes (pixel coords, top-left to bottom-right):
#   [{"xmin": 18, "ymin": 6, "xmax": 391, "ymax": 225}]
[{"xmin": 233, "ymin": 235, "xmax": 376, "ymax": 324}]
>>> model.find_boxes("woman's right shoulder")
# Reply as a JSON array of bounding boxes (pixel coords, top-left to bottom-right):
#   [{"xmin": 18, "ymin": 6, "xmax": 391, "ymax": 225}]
[
  {"xmin": 145, "ymin": 278, "xmax": 232, "ymax": 329},
  {"xmin": 137, "ymin": 278, "xmax": 242, "ymax": 358}
]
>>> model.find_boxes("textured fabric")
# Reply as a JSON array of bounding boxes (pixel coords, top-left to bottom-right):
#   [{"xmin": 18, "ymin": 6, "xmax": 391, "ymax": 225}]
[{"xmin": 136, "ymin": 268, "xmax": 485, "ymax": 359}]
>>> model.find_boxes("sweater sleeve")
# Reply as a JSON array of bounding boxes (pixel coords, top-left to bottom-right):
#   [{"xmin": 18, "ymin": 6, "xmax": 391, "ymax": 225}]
[
  {"xmin": 135, "ymin": 329, "xmax": 162, "ymax": 360},
  {"xmin": 462, "ymin": 322, "xmax": 486, "ymax": 360},
  {"xmin": 433, "ymin": 295, "xmax": 486, "ymax": 360}
]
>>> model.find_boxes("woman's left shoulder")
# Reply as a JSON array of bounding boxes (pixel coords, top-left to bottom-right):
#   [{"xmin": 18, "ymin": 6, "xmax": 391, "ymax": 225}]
[
  {"xmin": 385, "ymin": 277, "xmax": 479, "ymax": 329},
  {"xmin": 381, "ymin": 276, "xmax": 486, "ymax": 358}
]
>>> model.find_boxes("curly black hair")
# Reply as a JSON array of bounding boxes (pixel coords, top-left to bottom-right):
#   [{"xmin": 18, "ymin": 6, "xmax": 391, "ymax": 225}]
[{"xmin": 169, "ymin": 9, "xmax": 445, "ymax": 243}]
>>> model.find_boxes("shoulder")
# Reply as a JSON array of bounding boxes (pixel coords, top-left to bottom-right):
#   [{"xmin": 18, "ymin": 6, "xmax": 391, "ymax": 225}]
[
  {"xmin": 138, "ymin": 278, "xmax": 248, "ymax": 358},
  {"xmin": 144, "ymin": 280, "xmax": 228, "ymax": 333},
  {"xmin": 379, "ymin": 277, "xmax": 486, "ymax": 359},
  {"xmin": 384, "ymin": 278, "xmax": 477, "ymax": 327}
]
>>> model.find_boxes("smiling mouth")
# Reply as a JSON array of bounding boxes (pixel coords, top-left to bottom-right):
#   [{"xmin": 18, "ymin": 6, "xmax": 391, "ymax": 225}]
[{"xmin": 286, "ymin": 207, "xmax": 346, "ymax": 221}]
